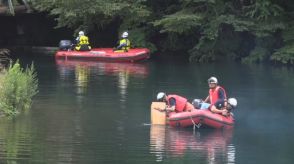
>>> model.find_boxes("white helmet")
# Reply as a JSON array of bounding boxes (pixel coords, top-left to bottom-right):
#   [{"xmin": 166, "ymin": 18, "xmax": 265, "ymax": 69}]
[
  {"xmin": 228, "ymin": 98, "xmax": 237, "ymax": 108},
  {"xmin": 157, "ymin": 92, "xmax": 166, "ymax": 100},
  {"xmin": 208, "ymin": 76, "xmax": 218, "ymax": 84},
  {"xmin": 79, "ymin": 31, "xmax": 84, "ymax": 36},
  {"xmin": 122, "ymin": 31, "xmax": 128, "ymax": 38}
]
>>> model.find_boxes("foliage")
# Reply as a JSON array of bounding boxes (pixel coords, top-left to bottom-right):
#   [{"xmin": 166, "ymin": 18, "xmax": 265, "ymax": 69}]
[
  {"xmin": 0, "ymin": 61, "xmax": 38, "ymax": 116},
  {"xmin": 242, "ymin": 47, "xmax": 269, "ymax": 63},
  {"xmin": 30, "ymin": 0, "xmax": 151, "ymax": 33},
  {"xmin": 270, "ymin": 43, "xmax": 294, "ymax": 64},
  {"xmin": 0, "ymin": 49, "xmax": 11, "ymax": 69},
  {"xmin": 242, "ymin": 36, "xmax": 277, "ymax": 63},
  {"xmin": 126, "ymin": 27, "xmax": 157, "ymax": 53},
  {"xmin": 153, "ymin": 10, "xmax": 202, "ymax": 34},
  {"xmin": 270, "ymin": 23, "xmax": 294, "ymax": 64},
  {"xmin": 30, "ymin": 0, "xmax": 294, "ymax": 64}
]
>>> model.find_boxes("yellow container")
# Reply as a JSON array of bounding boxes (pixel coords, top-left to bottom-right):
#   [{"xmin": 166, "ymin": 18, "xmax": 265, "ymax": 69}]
[{"xmin": 151, "ymin": 102, "xmax": 167, "ymax": 125}]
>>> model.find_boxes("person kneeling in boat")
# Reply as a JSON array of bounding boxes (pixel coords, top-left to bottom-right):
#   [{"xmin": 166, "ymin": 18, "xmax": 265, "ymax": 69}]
[
  {"xmin": 113, "ymin": 31, "xmax": 131, "ymax": 52},
  {"xmin": 210, "ymin": 98, "xmax": 237, "ymax": 116},
  {"xmin": 75, "ymin": 31, "xmax": 91, "ymax": 51},
  {"xmin": 192, "ymin": 98, "xmax": 237, "ymax": 116},
  {"xmin": 156, "ymin": 92, "xmax": 194, "ymax": 112}
]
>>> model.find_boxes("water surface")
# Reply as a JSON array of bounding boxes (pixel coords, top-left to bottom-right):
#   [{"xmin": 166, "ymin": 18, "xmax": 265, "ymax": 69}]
[{"xmin": 0, "ymin": 55, "xmax": 294, "ymax": 163}]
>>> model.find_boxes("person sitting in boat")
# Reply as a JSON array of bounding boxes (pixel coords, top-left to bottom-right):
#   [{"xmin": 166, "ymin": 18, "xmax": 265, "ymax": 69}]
[
  {"xmin": 74, "ymin": 31, "xmax": 91, "ymax": 51},
  {"xmin": 192, "ymin": 77, "xmax": 227, "ymax": 109},
  {"xmin": 192, "ymin": 77, "xmax": 237, "ymax": 116},
  {"xmin": 200, "ymin": 76, "xmax": 227, "ymax": 109},
  {"xmin": 113, "ymin": 31, "xmax": 131, "ymax": 52},
  {"xmin": 156, "ymin": 92, "xmax": 194, "ymax": 112}
]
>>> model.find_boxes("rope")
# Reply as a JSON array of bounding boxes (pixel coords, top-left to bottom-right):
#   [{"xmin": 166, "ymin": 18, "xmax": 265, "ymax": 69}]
[{"xmin": 190, "ymin": 114, "xmax": 201, "ymax": 131}]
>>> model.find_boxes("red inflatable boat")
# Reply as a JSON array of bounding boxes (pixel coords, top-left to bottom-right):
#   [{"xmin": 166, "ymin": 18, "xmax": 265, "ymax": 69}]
[
  {"xmin": 55, "ymin": 48, "xmax": 150, "ymax": 62},
  {"xmin": 168, "ymin": 109, "xmax": 234, "ymax": 129}
]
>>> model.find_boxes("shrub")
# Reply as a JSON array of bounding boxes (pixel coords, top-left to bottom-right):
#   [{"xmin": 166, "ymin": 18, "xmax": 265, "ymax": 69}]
[{"xmin": 0, "ymin": 61, "xmax": 38, "ymax": 116}]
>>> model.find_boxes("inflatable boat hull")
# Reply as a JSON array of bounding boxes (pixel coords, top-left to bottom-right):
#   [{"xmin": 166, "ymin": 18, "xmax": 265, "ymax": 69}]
[
  {"xmin": 55, "ymin": 48, "xmax": 150, "ymax": 62},
  {"xmin": 168, "ymin": 109, "xmax": 234, "ymax": 129}
]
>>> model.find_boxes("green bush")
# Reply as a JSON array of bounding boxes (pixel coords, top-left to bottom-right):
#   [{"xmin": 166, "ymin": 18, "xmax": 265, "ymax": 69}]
[{"xmin": 0, "ymin": 61, "xmax": 38, "ymax": 116}]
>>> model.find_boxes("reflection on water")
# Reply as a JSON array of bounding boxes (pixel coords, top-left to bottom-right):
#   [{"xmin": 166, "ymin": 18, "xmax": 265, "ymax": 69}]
[
  {"xmin": 75, "ymin": 65, "xmax": 90, "ymax": 95},
  {"xmin": 0, "ymin": 115, "xmax": 33, "ymax": 163},
  {"xmin": 118, "ymin": 71, "xmax": 129, "ymax": 103},
  {"xmin": 4, "ymin": 56, "xmax": 294, "ymax": 163},
  {"xmin": 150, "ymin": 125, "xmax": 166, "ymax": 162},
  {"xmin": 150, "ymin": 126, "xmax": 235, "ymax": 163},
  {"xmin": 56, "ymin": 59, "xmax": 149, "ymax": 77},
  {"xmin": 56, "ymin": 59, "xmax": 149, "ymax": 103}
]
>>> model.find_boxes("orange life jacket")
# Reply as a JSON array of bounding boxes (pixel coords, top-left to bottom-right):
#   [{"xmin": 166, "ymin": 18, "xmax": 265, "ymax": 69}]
[
  {"xmin": 167, "ymin": 95, "xmax": 188, "ymax": 112},
  {"xmin": 209, "ymin": 86, "xmax": 227, "ymax": 105}
]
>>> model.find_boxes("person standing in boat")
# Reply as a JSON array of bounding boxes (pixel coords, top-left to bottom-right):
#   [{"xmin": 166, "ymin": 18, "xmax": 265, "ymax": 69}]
[
  {"xmin": 199, "ymin": 76, "xmax": 233, "ymax": 116},
  {"xmin": 75, "ymin": 31, "xmax": 91, "ymax": 51},
  {"xmin": 156, "ymin": 92, "xmax": 194, "ymax": 112},
  {"xmin": 114, "ymin": 31, "xmax": 131, "ymax": 52}
]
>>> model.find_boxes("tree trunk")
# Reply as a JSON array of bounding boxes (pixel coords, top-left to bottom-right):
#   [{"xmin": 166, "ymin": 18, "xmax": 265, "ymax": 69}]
[
  {"xmin": 0, "ymin": 5, "xmax": 28, "ymax": 15},
  {"xmin": 7, "ymin": 0, "xmax": 14, "ymax": 15},
  {"xmin": 21, "ymin": 0, "xmax": 31, "ymax": 12}
]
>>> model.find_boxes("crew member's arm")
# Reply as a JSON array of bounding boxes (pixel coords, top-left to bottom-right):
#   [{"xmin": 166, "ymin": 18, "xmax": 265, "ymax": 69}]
[
  {"xmin": 165, "ymin": 98, "xmax": 176, "ymax": 112},
  {"xmin": 211, "ymin": 99, "xmax": 228, "ymax": 116},
  {"xmin": 75, "ymin": 37, "xmax": 80, "ymax": 44},
  {"xmin": 204, "ymin": 95, "xmax": 209, "ymax": 103},
  {"xmin": 116, "ymin": 43, "xmax": 126, "ymax": 49},
  {"xmin": 210, "ymin": 105, "xmax": 228, "ymax": 116}
]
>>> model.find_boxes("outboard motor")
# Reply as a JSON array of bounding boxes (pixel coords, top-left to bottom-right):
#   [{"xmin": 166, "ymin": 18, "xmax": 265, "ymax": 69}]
[
  {"xmin": 59, "ymin": 40, "xmax": 72, "ymax": 50},
  {"xmin": 192, "ymin": 99, "xmax": 202, "ymax": 109}
]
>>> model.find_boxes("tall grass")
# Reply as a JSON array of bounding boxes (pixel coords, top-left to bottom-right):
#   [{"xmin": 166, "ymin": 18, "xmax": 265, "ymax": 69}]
[{"xmin": 0, "ymin": 60, "xmax": 38, "ymax": 116}]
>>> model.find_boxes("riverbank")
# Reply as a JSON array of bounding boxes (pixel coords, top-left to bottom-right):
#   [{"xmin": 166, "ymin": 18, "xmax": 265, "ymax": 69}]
[{"xmin": 5, "ymin": 46, "xmax": 58, "ymax": 56}]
